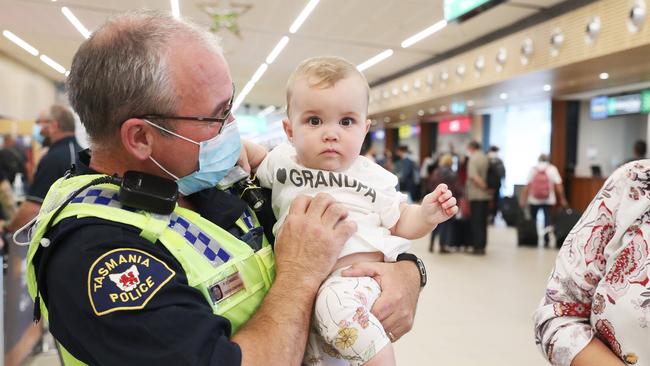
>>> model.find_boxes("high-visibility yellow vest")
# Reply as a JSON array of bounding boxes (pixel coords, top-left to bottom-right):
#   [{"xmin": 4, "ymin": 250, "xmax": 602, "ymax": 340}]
[{"xmin": 25, "ymin": 174, "xmax": 276, "ymax": 365}]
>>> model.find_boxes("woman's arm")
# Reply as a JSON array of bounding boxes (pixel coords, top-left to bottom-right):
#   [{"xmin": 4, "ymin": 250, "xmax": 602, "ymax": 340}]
[
  {"xmin": 533, "ymin": 169, "xmax": 626, "ymax": 366},
  {"xmin": 571, "ymin": 338, "xmax": 626, "ymax": 366}
]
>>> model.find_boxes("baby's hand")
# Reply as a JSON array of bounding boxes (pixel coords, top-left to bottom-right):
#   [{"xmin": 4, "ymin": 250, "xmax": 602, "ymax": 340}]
[{"xmin": 421, "ymin": 184, "xmax": 458, "ymax": 225}]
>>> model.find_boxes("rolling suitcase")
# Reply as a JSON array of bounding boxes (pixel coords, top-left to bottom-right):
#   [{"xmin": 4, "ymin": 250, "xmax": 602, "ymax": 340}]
[
  {"xmin": 500, "ymin": 196, "xmax": 521, "ymax": 227},
  {"xmin": 554, "ymin": 208, "xmax": 581, "ymax": 248},
  {"xmin": 517, "ymin": 218, "xmax": 538, "ymax": 246}
]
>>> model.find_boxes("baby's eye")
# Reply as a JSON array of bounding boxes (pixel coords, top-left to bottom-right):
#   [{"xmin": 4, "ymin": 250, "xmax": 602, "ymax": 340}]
[
  {"xmin": 307, "ymin": 116, "xmax": 322, "ymax": 126},
  {"xmin": 340, "ymin": 117, "xmax": 354, "ymax": 126}
]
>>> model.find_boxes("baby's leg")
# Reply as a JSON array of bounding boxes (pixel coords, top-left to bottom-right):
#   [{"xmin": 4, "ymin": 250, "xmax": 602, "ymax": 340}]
[{"xmin": 310, "ymin": 271, "xmax": 394, "ymax": 366}]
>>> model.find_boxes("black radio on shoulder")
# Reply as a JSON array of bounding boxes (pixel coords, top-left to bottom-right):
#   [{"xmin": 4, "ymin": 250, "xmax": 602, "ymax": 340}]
[{"xmin": 119, "ymin": 171, "xmax": 179, "ymax": 215}]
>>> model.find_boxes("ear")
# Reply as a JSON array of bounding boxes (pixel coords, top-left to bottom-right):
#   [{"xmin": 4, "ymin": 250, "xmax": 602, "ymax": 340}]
[
  {"xmin": 364, "ymin": 118, "xmax": 371, "ymax": 134},
  {"xmin": 120, "ymin": 118, "xmax": 155, "ymax": 161},
  {"xmin": 282, "ymin": 118, "xmax": 293, "ymax": 142}
]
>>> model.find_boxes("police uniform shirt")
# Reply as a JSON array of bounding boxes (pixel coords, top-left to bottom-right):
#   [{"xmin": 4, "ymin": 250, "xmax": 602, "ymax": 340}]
[
  {"xmin": 34, "ymin": 150, "xmax": 271, "ymax": 365},
  {"xmin": 26, "ymin": 136, "xmax": 82, "ymax": 203}
]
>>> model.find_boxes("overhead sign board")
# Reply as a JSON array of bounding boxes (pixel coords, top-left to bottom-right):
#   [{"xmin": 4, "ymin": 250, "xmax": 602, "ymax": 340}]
[
  {"xmin": 444, "ymin": 0, "xmax": 505, "ymax": 22},
  {"xmin": 438, "ymin": 116, "xmax": 471, "ymax": 135}
]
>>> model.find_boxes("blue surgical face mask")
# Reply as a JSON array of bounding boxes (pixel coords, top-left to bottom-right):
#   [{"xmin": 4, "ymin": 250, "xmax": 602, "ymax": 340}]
[
  {"xmin": 145, "ymin": 120, "xmax": 241, "ymax": 195},
  {"xmin": 32, "ymin": 124, "xmax": 45, "ymax": 145}
]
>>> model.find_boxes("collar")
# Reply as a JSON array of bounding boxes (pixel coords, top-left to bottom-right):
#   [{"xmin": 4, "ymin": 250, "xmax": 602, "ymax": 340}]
[
  {"xmin": 74, "ymin": 149, "xmax": 246, "ymax": 229},
  {"xmin": 50, "ymin": 135, "xmax": 77, "ymax": 149}
]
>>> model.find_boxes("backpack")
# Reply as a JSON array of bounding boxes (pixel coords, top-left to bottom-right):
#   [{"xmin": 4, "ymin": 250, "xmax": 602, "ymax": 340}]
[
  {"xmin": 530, "ymin": 167, "xmax": 551, "ymax": 200},
  {"xmin": 486, "ymin": 158, "xmax": 505, "ymax": 190}
]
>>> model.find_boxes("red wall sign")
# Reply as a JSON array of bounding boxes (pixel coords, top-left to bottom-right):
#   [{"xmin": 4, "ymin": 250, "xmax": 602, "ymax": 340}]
[{"xmin": 438, "ymin": 116, "xmax": 471, "ymax": 134}]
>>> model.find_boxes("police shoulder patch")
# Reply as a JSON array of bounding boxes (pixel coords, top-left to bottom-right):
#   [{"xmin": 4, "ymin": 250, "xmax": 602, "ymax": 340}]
[{"xmin": 87, "ymin": 248, "xmax": 175, "ymax": 316}]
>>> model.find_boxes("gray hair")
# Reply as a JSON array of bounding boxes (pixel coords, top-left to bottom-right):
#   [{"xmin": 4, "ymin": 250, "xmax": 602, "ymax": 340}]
[
  {"xmin": 66, "ymin": 10, "xmax": 222, "ymax": 147},
  {"xmin": 49, "ymin": 104, "xmax": 76, "ymax": 132}
]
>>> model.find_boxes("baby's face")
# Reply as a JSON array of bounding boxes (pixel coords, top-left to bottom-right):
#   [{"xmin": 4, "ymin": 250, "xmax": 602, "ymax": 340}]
[{"xmin": 284, "ymin": 76, "xmax": 370, "ymax": 172}]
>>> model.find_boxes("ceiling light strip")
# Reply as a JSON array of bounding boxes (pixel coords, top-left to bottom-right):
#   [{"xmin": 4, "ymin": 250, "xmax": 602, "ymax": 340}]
[
  {"xmin": 251, "ymin": 63, "xmax": 269, "ymax": 84},
  {"xmin": 289, "ymin": 0, "xmax": 320, "ymax": 34},
  {"xmin": 265, "ymin": 36, "xmax": 290, "ymax": 64},
  {"xmin": 61, "ymin": 7, "xmax": 91, "ymax": 39},
  {"xmin": 40, "ymin": 54, "xmax": 66, "ymax": 74},
  {"xmin": 401, "ymin": 19, "xmax": 447, "ymax": 48},
  {"xmin": 237, "ymin": 0, "xmax": 320, "ymax": 110},
  {"xmin": 171, "ymin": 0, "xmax": 181, "ymax": 19},
  {"xmin": 233, "ymin": 80, "xmax": 257, "ymax": 112},
  {"xmin": 2, "ymin": 30, "xmax": 39, "ymax": 56},
  {"xmin": 258, "ymin": 105, "xmax": 276, "ymax": 117},
  {"xmin": 357, "ymin": 49, "xmax": 394, "ymax": 72}
]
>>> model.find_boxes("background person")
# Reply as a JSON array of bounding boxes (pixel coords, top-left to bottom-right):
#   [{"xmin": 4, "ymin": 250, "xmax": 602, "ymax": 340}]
[
  {"xmin": 465, "ymin": 140, "xmax": 490, "ymax": 255},
  {"xmin": 519, "ymin": 154, "xmax": 568, "ymax": 248}
]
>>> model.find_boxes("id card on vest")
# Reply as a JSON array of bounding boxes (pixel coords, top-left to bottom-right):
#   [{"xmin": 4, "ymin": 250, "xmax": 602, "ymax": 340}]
[{"xmin": 209, "ymin": 272, "xmax": 245, "ymax": 304}]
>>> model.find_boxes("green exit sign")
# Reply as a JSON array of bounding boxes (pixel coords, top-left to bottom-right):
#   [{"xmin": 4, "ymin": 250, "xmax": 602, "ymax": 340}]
[
  {"xmin": 642, "ymin": 89, "xmax": 650, "ymax": 113},
  {"xmin": 444, "ymin": 0, "xmax": 504, "ymax": 22}
]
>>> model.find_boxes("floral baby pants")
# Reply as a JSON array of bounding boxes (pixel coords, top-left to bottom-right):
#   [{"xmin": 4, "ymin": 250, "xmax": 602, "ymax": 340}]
[{"xmin": 303, "ymin": 268, "xmax": 390, "ymax": 366}]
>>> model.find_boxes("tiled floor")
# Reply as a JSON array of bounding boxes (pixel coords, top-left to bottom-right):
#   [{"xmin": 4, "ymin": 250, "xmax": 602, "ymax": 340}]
[
  {"xmin": 394, "ymin": 224, "xmax": 557, "ymax": 366},
  {"xmin": 26, "ymin": 225, "xmax": 558, "ymax": 366}
]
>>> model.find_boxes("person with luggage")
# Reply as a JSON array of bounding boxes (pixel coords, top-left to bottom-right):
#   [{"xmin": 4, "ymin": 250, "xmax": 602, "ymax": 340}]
[
  {"xmin": 486, "ymin": 145, "xmax": 505, "ymax": 224},
  {"xmin": 533, "ymin": 160, "xmax": 650, "ymax": 366},
  {"xmin": 519, "ymin": 154, "xmax": 568, "ymax": 247},
  {"xmin": 427, "ymin": 153, "xmax": 461, "ymax": 253},
  {"xmin": 466, "ymin": 141, "xmax": 490, "ymax": 255}
]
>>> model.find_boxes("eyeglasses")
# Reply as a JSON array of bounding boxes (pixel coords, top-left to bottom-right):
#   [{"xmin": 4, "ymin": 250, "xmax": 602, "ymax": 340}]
[{"xmin": 135, "ymin": 83, "xmax": 235, "ymax": 132}]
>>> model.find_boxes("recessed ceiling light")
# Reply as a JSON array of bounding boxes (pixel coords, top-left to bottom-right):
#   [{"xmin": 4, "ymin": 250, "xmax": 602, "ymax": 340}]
[
  {"xmin": 417, "ymin": 110, "xmax": 425, "ymax": 116},
  {"xmin": 543, "ymin": 84, "xmax": 552, "ymax": 91},
  {"xmin": 599, "ymin": 72, "xmax": 609, "ymax": 80},
  {"xmin": 467, "ymin": 100, "xmax": 475, "ymax": 107},
  {"xmin": 439, "ymin": 105, "xmax": 448, "ymax": 112},
  {"xmin": 383, "ymin": 116, "xmax": 391, "ymax": 123},
  {"xmin": 499, "ymin": 92, "xmax": 508, "ymax": 100}
]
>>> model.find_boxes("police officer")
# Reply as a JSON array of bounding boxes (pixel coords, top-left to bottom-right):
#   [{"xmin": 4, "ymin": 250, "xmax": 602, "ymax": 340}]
[{"xmin": 24, "ymin": 11, "xmax": 424, "ymax": 365}]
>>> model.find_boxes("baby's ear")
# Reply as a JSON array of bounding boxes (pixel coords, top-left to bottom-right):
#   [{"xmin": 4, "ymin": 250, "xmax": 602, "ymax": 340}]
[
  {"xmin": 364, "ymin": 119, "xmax": 371, "ymax": 133},
  {"xmin": 282, "ymin": 118, "xmax": 293, "ymax": 143}
]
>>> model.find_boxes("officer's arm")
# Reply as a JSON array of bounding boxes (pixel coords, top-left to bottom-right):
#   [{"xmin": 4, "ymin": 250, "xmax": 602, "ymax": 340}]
[{"xmin": 233, "ymin": 193, "xmax": 355, "ymax": 365}]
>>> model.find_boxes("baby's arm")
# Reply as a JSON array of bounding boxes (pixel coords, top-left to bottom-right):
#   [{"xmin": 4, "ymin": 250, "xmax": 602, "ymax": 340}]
[
  {"xmin": 391, "ymin": 184, "xmax": 458, "ymax": 239},
  {"xmin": 240, "ymin": 139, "xmax": 268, "ymax": 174}
]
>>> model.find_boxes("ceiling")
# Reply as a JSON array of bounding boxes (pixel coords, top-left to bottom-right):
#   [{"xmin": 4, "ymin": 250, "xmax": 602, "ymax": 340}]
[{"xmin": 0, "ymin": 0, "xmax": 569, "ymax": 109}]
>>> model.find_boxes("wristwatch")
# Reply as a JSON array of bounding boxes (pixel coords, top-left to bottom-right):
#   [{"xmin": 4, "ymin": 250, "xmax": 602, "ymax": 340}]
[{"xmin": 396, "ymin": 253, "xmax": 427, "ymax": 288}]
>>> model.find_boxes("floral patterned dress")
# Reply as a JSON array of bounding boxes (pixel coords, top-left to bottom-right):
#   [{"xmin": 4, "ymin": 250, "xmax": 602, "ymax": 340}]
[{"xmin": 534, "ymin": 161, "xmax": 650, "ymax": 366}]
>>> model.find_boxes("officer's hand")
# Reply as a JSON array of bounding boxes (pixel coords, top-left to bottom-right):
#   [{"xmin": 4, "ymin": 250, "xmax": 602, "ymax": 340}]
[
  {"xmin": 274, "ymin": 193, "xmax": 356, "ymax": 285},
  {"xmin": 342, "ymin": 261, "xmax": 420, "ymax": 342}
]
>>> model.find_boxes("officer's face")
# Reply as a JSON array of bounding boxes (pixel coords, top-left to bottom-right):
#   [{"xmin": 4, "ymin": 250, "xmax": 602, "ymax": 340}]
[{"xmin": 149, "ymin": 38, "xmax": 234, "ymax": 178}]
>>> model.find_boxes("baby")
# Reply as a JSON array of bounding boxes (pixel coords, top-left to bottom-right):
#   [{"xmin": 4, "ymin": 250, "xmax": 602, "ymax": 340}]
[{"xmin": 255, "ymin": 56, "xmax": 457, "ymax": 365}]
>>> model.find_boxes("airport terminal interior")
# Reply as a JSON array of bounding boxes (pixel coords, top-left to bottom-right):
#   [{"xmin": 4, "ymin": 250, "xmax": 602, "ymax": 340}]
[{"xmin": 2, "ymin": 0, "xmax": 650, "ymax": 365}]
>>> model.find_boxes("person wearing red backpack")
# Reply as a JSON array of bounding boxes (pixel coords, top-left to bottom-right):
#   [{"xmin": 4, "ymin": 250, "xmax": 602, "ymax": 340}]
[{"xmin": 519, "ymin": 154, "xmax": 568, "ymax": 247}]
